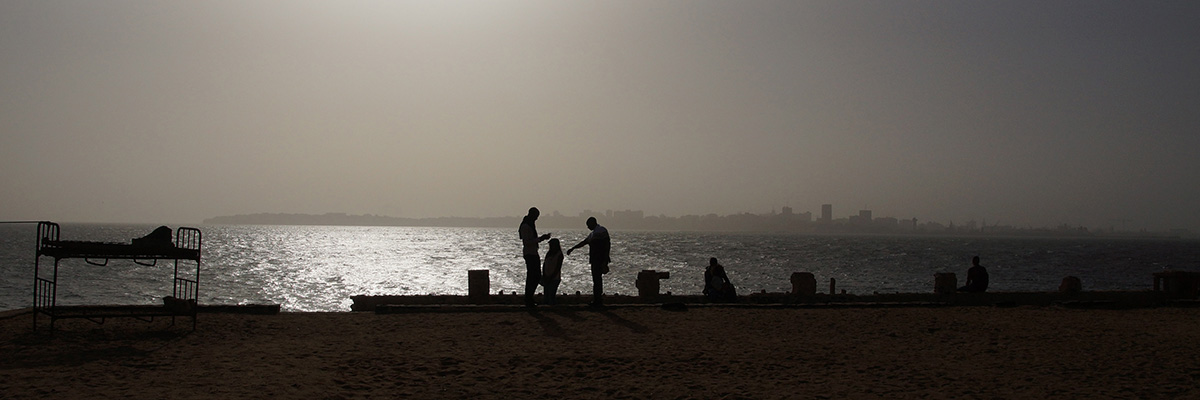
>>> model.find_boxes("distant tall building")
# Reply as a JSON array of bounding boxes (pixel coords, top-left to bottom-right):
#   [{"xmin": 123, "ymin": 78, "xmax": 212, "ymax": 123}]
[
  {"xmin": 859, "ymin": 210, "xmax": 872, "ymax": 221},
  {"xmin": 781, "ymin": 206, "xmax": 793, "ymax": 216},
  {"xmin": 613, "ymin": 209, "xmax": 644, "ymax": 220},
  {"xmin": 821, "ymin": 204, "xmax": 832, "ymax": 222}
]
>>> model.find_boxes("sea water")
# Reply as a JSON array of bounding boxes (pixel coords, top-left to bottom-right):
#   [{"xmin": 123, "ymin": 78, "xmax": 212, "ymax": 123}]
[{"xmin": 1, "ymin": 223, "xmax": 1197, "ymax": 312}]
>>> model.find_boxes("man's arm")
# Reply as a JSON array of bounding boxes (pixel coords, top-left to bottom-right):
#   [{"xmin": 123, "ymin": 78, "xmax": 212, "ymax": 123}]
[{"xmin": 566, "ymin": 234, "xmax": 590, "ymax": 255}]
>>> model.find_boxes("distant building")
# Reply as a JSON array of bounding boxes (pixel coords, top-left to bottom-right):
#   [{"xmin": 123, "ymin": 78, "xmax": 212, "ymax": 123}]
[
  {"xmin": 781, "ymin": 206, "xmax": 793, "ymax": 216},
  {"xmin": 613, "ymin": 209, "xmax": 644, "ymax": 220},
  {"xmin": 876, "ymin": 217, "xmax": 899, "ymax": 230},
  {"xmin": 921, "ymin": 221, "xmax": 947, "ymax": 232},
  {"xmin": 821, "ymin": 204, "xmax": 832, "ymax": 223},
  {"xmin": 850, "ymin": 210, "xmax": 873, "ymax": 227}
]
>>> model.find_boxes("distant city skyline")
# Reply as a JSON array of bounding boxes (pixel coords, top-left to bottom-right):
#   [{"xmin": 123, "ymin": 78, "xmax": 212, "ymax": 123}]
[
  {"xmin": 205, "ymin": 201, "xmax": 1179, "ymax": 235},
  {"xmin": 471, "ymin": 202, "xmax": 1173, "ymax": 232}
]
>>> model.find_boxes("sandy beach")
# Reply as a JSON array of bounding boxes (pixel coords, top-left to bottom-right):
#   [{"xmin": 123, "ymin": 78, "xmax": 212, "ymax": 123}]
[{"xmin": 2, "ymin": 305, "xmax": 1198, "ymax": 399}]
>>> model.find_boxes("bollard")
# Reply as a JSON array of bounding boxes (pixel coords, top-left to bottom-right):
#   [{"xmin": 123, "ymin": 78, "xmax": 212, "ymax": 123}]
[
  {"xmin": 468, "ymin": 269, "xmax": 490, "ymax": 304},
  {"xmin": 636, "ymin": 270, "xmax": 671, "ymax": 298},
  {"xmin": 1059, "ymin": 276, "xmax": 1082, "ymax": 294},
  {"xmin": 790, "ymin": 272, "xmax": 816, "ymax": 296},
  {"xmin": 934, "ymin": 273, "xmax": 957, "ymax": 294}
]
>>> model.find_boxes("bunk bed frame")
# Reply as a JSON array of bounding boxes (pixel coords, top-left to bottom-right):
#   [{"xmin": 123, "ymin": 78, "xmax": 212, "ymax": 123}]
[{"xmin": 32, "ymin": 221, "xmax": 203, "ymax": 331}]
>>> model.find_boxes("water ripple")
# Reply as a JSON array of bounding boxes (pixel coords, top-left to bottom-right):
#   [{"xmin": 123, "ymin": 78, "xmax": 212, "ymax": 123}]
[{"xmin": 2, "ymin": 224, "xmax": 1200, "ymax": 311}]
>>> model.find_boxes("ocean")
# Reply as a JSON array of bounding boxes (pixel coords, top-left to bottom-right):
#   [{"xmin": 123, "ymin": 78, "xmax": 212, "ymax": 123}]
[{"xmin": 2, "ymin": 223, "xmax": 1198, "ymax": 312}]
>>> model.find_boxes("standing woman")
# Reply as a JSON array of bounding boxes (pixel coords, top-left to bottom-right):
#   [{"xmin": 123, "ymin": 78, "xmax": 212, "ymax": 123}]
[{"xmin": 541, "ymin": 239, "xmax": 564, "ymax": 305}]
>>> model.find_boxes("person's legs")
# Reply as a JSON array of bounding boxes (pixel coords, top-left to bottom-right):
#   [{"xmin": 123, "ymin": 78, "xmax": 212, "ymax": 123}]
[
  {"xmin": 721, "ymin": 285, "xmax": 736, "ymax": 302},
  {"xmin": 544, "ymin": 281, "xmax": 558, "ymax": 305},
  {"xmin": 524, "ymin": 254, "xmax": 541, "ymax": 306},
  {"xmin": 591, "ymin": 264, "xmax": 605, "ymax": 305}
]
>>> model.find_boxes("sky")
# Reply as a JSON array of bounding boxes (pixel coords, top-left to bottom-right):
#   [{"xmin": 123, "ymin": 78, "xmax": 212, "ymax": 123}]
[{"xmin": 1, "ymin": 1, "xmax": 1198, "ymax": 230}]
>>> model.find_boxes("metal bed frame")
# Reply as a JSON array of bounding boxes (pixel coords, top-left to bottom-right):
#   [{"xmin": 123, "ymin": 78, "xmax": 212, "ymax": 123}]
[{"xmin": 32, "ymin": 221, "xmax": 202, "ymax": 331}]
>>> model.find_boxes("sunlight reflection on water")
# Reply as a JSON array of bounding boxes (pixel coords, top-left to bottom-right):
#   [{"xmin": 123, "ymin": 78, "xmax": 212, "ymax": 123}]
[{"xmin": 2, "ymin": 224, "xmax": 1199, "ymax": 312}]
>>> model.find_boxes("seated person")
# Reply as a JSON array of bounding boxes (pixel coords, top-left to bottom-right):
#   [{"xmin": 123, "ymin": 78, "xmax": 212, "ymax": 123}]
[
  {"xmin": 958, "ymin": 256, "xmax": 989, "ymax": 293},
  {"xmin": 703, "ymin": 257, "xmax": 737, "ymax": 302}
]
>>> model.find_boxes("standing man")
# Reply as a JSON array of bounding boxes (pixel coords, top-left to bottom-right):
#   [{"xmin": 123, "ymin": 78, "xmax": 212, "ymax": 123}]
[
  {"xmin": 568, "ymin": 217, "xmax": 610, "ymax": 306},
  {"xmin": 519, "ymin": 207, "xmax": 551, "ymax": 307}
]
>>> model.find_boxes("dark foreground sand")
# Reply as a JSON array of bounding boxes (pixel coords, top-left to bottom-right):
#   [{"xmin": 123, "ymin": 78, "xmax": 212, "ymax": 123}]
[{"xmin": 2, "ymin": 306, "xmax": 1198, "ymax": 399}]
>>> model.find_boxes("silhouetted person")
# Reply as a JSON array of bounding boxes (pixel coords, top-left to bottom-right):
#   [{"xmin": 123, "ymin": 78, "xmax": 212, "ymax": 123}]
[
  {"xmin": 568, "ymin": 217, "xmax": 609, "ymax": 306},
  {"xmin": 541, "ymin": 239, "xmax": 564, "ymax": 305},
  {"xmin": 704, "ymin": 257, "xmax": 736, "ymax": 302},
  {"xmin": 958, "ymin": 256, "xmax": 989, "ymax": 293},
  {"xmin": 519, "ymin": 207, "xmax": 551, "ymax": 307}
]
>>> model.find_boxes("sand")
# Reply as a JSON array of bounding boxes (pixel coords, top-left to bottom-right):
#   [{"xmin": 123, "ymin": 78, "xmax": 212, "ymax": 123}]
[{"xmin": 2, "ymin": 306, "xmax": 1198, "ymax": 399}]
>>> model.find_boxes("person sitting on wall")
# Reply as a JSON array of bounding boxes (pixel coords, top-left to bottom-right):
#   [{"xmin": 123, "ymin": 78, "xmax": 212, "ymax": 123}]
[
  {"xmin": 703, "ymin": 257, "xmax": 737, "ymax": 302},
  {"xmin": 957, "ymin": 256, "xmax": 989, "ymax": 293}
]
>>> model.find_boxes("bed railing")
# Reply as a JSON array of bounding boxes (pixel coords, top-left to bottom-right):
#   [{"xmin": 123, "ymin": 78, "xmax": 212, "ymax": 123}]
[
  {"xmin": 35, "ymin": 221, "xmax": 59, "ymax": 254},
  {"xmin": 33, "ymin": 221, "xmax": 60, "ymax": 325},
  {"xmin": 173, "ymin": 227, "xmax": 201, "ymax": 303},
  {"xmin": 176, "ymin": 227, "xmax": 202, "ymax": 252},
  {"xmin": 34, "ymin": 277, "xmax": 54, "ymax": 311}
]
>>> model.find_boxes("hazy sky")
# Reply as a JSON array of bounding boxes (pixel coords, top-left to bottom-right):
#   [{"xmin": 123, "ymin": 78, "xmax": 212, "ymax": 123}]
[{"xmin": 2, "ymin": 1, "xmax": 1198, "ymax": 230}]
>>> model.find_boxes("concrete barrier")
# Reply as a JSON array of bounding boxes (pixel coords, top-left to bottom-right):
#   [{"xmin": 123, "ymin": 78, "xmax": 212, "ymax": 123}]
[
  {"xmin": 1059, "ymin": 276, "xmax": 1082, "ymax": 294},
  {"xmin": 1154, "ymin": 271, "xmax": 1200, "ymax": 298},
  {"xmin": 790, "ymin": 272, "xmax": 816, "ymax": 296},
  {"xmin": 468, "ymin": 269, "xmax": 490, "ymax": 304},
  {"xmin": 636, "ymin": 270, "xmax": 671, "ymax": 298},
  {"xmin": 934, "ymin": 273, "xmax": 957, "ymax": 294}
]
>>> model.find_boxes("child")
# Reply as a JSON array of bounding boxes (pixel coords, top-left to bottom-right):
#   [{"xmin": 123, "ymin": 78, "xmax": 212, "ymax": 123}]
[{"xmin": 541, "ymin": 239, "xmax": 564, "ymax": 305}]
